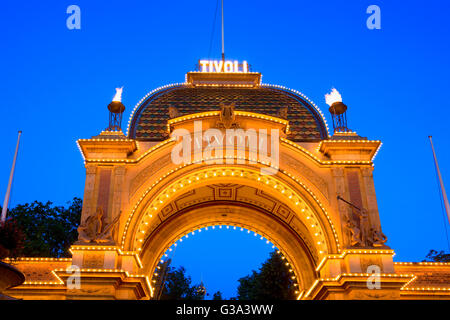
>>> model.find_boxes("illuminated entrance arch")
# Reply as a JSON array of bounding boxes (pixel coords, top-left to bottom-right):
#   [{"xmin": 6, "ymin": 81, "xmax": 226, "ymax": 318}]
[
  {"xmin": 6, "ymin": 67, "xmax": 449, "ymax": 300},
  {"xmin": 116, "ymin": 158, "xmax": 343, "ymax": 298}
]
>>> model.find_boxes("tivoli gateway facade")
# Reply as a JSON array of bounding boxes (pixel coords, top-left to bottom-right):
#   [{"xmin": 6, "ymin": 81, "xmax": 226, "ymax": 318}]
[{"xmin": 5, "ymin": 62, "xmax": 450, "ymax": 300}]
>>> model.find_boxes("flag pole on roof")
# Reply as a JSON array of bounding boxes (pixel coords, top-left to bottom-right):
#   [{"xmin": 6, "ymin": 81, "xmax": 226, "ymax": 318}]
[
  {"xmin": 1, "ymin": 131, "xmax": 22, "ymax": 225},
  {"xmin": 429, "ymin": 136, "xmax": 450, "ymax": 227}
]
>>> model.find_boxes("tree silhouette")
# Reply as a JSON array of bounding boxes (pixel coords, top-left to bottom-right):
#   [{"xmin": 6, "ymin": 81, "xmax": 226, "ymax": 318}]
[
  {"xmin": 0, "ymin": 219, "xmax": 25, "ymax": 259},
  {"xmin": 212, "ymin": 291, "xmax": 223, "ymax": 300},
  {"xmin": 424, "ymin": 249, "xmax": 450, "ymax": 262},
  {"xmin": 153, "ymin": 259, "xmax": 205, "ymax": 300},
  {"xmin": 237, "ymin": 251, "xmax": 296, "ymax": 300},
  {"xmin": 1, "ymin": 198, "xmax": 81, "ymax": 258}
]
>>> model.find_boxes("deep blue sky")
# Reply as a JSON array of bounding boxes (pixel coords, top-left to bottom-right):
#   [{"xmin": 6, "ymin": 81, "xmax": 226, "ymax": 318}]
[{"xmin": 1, "ymin": 0, "xmax": 450, "ymax": 298}]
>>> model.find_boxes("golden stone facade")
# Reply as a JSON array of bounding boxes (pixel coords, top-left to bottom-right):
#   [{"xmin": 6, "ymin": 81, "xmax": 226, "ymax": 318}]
[{"xmin": 4, "ymin": 69, "xmax": 450, "ymax": 300}]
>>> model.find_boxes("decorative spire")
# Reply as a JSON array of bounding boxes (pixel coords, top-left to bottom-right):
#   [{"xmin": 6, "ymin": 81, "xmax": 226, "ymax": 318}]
[
  {"xmin": 325, "ymin": 88, "xmax": 349, "ymax": 133},
  {"xmin": 107, "ymin": 87, "xmax": 126, "ymax": 132}
]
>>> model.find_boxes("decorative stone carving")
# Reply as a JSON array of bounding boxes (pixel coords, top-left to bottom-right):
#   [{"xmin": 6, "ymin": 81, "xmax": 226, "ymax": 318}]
[
  {"xmin": 344, "ymin": 208, "xmax": 370, "ymax": 247},
  {"xmin": 360, "ymin": 256, "xmax": 382, "ymax": 274},
  {"xmin": 215, "ymin": 103, "xmax": 240, "ymax": 129},
  {"xmin": 331, "ymin": 167, "xmax": 345, "ymax": 178},
  {"xmin": 358, "ymin": 208, "xmax": 370, "ymax": 245},
  {"xmin": 361, "ymin": 167, "xmax": 374, "ymax": 178},
  {"xmin": 114, "ymin": 166, "xmax": 126, "ymax": 176},
  {"xmin": 345, "ymin": 213, "xmax": 362, "ymax": 246},
  {"xmin": 344, "ymin": 206, "xmax": 387, "ymax": 248},
  {"xmin": 77, "ymin": 207, "xmax": 120, "ymax": 244},
  {"xmin": 168, "ymin": 105, "xmax": 180, "ymax": 119},
  {"xmin": 277, "ymin": 106, "xmax": 289, "ymax": 119},
  {"xmin": 352, "ymin": 291, "xmax": 396, "ymax": 300},
  {"xmin": 82, "ymin": 253, "xmax": 105, "ymax": 268},
  {"xmin": 86, "ymin": 165, "xmax": 97, "ymax": 175},
  {"xmin": 368, "ymin": 227, "xmax": 388, "ymax": 247}
]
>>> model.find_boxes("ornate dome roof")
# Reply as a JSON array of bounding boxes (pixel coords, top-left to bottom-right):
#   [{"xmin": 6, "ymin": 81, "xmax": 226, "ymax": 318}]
[{"xmin": 127, "ymin": 83, "xmax": 329, "ymax": 142}]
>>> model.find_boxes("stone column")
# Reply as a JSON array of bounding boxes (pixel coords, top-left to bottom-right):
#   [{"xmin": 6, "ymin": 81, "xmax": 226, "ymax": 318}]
[
  {"xmin": 80, "ymin": 164, "xmax": 97, "ymax": 228},
  {"xmin": 331, "ymin": 167, "xmax": 350, "ymax": 248},
  {"xmin": 111, "ymin": 166, "xmax": 126, "ymax": 219},
  {"xmin": 110, "ymin": 166, "xmax": 126, "ymax": 244},
  {"xmin": 361, "ymin": 167, "xmax": 381, "ymax": 230}
]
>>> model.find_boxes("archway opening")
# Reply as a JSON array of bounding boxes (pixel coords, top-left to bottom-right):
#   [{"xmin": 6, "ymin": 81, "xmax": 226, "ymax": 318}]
[
  {"xmin": 138, "ymin": 201, "xmax": 319, "ymax": 300},
  {"xmin": 151, "ymin": 224, "xmax": 300, "ymax": 300}
]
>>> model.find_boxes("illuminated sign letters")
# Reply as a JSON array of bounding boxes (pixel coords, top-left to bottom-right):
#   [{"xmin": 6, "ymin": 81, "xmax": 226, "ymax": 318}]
[{"xmin": 199, "ymin": 60, "xmax": 249, "ymax": 73}]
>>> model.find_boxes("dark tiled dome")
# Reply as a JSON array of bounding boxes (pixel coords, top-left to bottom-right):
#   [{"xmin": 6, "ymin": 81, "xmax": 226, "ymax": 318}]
[{"xmin": 128, "ymin": 84, "xmax": 328, "ymax": 142}]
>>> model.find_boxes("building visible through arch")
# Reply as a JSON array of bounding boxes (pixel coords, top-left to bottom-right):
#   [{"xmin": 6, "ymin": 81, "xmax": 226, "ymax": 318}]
[{"xmin": 5, "ymin": 64, "xmax": 450, "ymax": 300}]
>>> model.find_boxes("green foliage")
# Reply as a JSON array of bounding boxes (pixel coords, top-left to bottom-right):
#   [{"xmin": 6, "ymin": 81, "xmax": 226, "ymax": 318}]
[
  {"xmin": 0, "ymin": 219, "xmax": 25, "ymax": 259},
  {"xmin": 3, "ymin": 198, "xmax": 82, "ymax": 258},
  {"xmin": 237, "ymin": 251, "xmax": 296, "ymax": 300},
  {"xmin": 212, "ymin": 291, "xmax": 223, "ymax": 300},
  {"xmin": 424, "ymin": 249, "xmax": 450, "ymax": 262},
  {"xmin": 154, "ymin": 259, "xmax": 205, "ymax": 300}
]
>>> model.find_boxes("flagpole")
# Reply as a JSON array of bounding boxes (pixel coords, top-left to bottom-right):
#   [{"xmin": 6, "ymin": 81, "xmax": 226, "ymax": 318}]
[
  {"xmin": 429, "ymin": 136, "xmax": 450, "ymax": 226},
  {"xmin": 221, "ymin": 0, "xmax": 225, "ymax": 61},
  {"xmin": 1, "ymin": 131, "xmax": 22, "ymax": 224}
]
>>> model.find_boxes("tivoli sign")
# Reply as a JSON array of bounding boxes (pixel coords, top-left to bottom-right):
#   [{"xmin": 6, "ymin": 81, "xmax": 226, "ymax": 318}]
[{"xmin": 199, "ymin": 60, "xmax": 249, "ymax": 73}]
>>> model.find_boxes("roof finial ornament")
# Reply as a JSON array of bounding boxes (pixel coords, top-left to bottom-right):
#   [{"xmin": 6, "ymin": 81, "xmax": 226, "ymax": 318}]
[
  {"xmin": 325, "ymin": 88, "xmax": 349, "ymax": 133},
  {"xmin": 107, "ymin": 87, "xmax": 126, "ymax": 132},
  {"xmin": 168, "ymin": 105, "xmax": 180, "ymax": 119},
  {"xmin": 216, "ymin": 103, "xmax": 239, "ymax": 129},
  {"xmin": 277, "ymin": 106, "xmax": 289, "ymax": 119}
]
